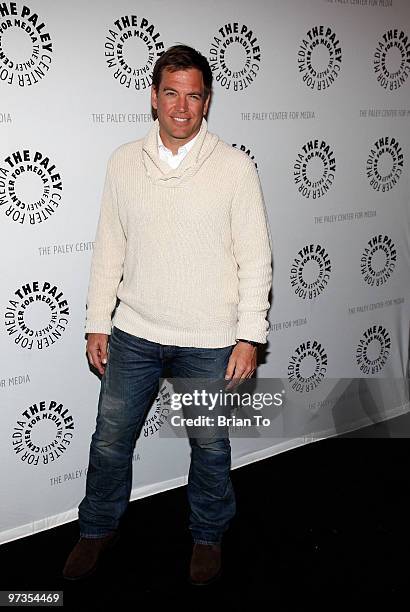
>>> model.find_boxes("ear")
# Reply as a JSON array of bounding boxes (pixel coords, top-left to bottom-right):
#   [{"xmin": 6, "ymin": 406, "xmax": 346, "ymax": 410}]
[
  {"xmin": 203, "ymin": 93, "xmax": 211, "ymax": 116},
  {"xmin": 151, "ymin": 86, "xmax": 158, "ymax": 110}
]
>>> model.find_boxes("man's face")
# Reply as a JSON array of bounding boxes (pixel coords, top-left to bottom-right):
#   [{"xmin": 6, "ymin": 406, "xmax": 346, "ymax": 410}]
[{"xmin": 151, "ymin": 67, "xmax": 210, "ymax": 153}]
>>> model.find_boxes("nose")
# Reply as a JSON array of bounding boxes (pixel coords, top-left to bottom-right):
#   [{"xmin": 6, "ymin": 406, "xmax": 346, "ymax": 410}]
[{"xmin": 176, "ymin": 95, "xmax": 188, "ymax": 112}]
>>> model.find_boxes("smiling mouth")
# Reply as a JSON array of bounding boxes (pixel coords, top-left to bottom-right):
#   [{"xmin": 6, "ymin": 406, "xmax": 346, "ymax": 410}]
[{"xmin": 172, "ymin": 117, "xmax": 190, "ymax": 123}]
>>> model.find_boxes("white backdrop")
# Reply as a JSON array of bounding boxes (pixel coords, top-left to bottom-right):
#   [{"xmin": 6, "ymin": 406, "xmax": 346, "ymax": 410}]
[{"xmin": 1, "ymin": 0, "xmax": 409, "ymax": 544}]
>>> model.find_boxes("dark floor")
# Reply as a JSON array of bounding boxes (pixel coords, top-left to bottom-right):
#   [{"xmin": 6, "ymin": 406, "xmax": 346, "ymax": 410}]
[{"xmin": 2, "ymin": 417, "xmax": 410, "ymax": 610}]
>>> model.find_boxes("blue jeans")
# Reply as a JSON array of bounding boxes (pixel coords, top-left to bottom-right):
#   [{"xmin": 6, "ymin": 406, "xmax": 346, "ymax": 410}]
[{"xmin": 78, "ymin": 326, "xmax": 236, "ymax": 545}]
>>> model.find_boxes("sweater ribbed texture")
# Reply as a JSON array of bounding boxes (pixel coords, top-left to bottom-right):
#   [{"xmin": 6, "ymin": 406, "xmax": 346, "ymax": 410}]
[{"xmin": 85, "ymin": 119, "xmax": 272, "ymax": 347}]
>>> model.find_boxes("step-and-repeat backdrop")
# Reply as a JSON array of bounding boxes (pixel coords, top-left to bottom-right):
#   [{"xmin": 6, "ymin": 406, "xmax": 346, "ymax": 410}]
[{"xmin": 1, "ymin": 0, "xmax": 409, "ymax": 543}]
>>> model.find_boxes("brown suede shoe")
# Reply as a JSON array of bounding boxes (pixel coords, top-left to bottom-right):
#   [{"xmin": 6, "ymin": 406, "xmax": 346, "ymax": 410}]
[
  {"xmin": 62, "ymin": 533, "xmax": 119, "ymax": 581},
  {"xmin": 189, "ymin": 543, "xmax": 222, "ymax": 586}
]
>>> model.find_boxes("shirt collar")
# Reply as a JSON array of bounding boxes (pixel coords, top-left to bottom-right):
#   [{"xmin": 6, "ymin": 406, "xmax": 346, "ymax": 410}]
[{"xmin": 157, "ymin": 130, "xmax": 200, "ymax": 156}]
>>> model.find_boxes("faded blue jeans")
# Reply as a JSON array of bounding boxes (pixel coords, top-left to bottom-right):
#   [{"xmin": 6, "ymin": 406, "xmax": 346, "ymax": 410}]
[{"xmin": 78, "ymin": 326, "xmax": 236, "ymax": 545}]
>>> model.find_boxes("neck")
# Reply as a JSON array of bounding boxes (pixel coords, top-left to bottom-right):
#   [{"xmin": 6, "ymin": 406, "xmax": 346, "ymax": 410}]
[{"xmin": 159, "ymin": 128, "xmax": 200, "ymax": 155}]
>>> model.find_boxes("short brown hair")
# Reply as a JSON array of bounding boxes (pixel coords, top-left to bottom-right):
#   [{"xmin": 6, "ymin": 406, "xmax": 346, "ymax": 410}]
[{"xmin": 152, "ymin": 44, "xmax": 213, "ymax": 99}]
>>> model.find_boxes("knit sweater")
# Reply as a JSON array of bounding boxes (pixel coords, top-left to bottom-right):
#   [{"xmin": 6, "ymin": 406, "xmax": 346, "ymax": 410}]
[{"xmin": 85, "ymin": 119, "xmax": 272, "ymax": 347}]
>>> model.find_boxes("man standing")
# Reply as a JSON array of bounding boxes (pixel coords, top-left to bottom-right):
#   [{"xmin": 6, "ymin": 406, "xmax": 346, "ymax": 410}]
[{"xmin": 63, "ymin": 45, "xmax": 272, "ymax": 585}]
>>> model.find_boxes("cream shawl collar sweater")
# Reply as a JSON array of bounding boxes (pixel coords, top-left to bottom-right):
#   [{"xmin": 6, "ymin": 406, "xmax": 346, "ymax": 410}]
[{"xmin": 85, "ymin": 118, "xmax": 272, "ymax": 347}]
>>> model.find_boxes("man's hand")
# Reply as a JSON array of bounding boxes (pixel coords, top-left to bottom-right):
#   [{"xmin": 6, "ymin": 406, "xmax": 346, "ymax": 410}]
[
  {"xmin": 224, "ymin": 341, "xmax": 257, "ymax": 390},
  {"xmin": 86, "ymin": 333, "xmax": 109, "ymax": 376}
]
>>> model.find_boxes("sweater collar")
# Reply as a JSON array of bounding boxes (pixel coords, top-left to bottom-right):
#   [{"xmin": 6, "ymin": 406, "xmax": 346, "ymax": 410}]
[{"xmin": 142, "ymin": 118, "xmax": 219, "ymax": 187}]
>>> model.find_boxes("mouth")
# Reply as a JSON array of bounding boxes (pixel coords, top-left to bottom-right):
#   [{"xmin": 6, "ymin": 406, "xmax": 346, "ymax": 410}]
[{"xmin": 172, "ymin": 117, "xmax": 190, "ymax": 123}]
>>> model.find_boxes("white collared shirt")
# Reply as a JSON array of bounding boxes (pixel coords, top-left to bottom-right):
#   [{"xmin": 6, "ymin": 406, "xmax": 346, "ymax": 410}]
[{"xmin": 158, "ymin": 131, "xmax": 199, "ymax": 170}]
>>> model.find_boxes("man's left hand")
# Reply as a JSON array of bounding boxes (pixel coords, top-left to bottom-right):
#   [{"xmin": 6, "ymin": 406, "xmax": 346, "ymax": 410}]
[{"xmin": 224, "ymin": 342, "xmax": 257, "ymax": 390}]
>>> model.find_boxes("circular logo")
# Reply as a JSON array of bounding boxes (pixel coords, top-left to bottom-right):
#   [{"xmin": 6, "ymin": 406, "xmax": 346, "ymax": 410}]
[
  {"xmin": 4, "ymin": 281, "xmax": 70, "ymax": 350},
  {"xmin": 366, "ymin": 136, "xmax": 404, "ymax": 193},
  {"xmin": 0, "ymin": 2, "xmax": 53, "ymax": 87},
  {"xmin": 360, "ymin": 234, "xmax": 396, "ymax": 287},
  {"xmin": 356, "ymin": 325, "xmax": 391, "ymax": 374},
  {"xmin": 209, "ymin": 22, "xmax": 261, "ymax": 91},
  {"xmin": 105, "ymin": 15, "xmax": 164, "ymax": 91},
  {"xmin": 288, "ymin": 340, "xmax": 328, "ymax": 393},
  {"xmin": 231, "ymin": 143, "xmax": 258, "ymax": 168},
  {"xmin": 0, "ymin": 149, "xmax": 63, "ymax": 225},
  {"xmin": 373, "ymin": 29, "xmax": 410, "ymax": 91},
  {"xmin": 290, "ymin": 243, "xmax": 332, "ymax": 299},
  {"xmin": 143, "ymin": 382, "xmax": 170, "ymax": 437},
  {"xmin": 298, "ymin": 26, "xmax": 342, "ymax": 91},
  {"xmin": 294, "ymin": 139, "xmax": 336, "ymax": 199},
  {"xmin": 11, "ymin": 400, "xmax": 74, "ymax": 467}
]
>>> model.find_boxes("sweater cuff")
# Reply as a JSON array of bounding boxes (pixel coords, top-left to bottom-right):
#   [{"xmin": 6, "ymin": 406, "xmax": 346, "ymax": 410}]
[
  {"xmin": 85, "ymin": 320, "xmax": 112, "ymax": 335},
  {"xmin": 236, "ymin": 315, "xmax": 270, "ymax": 345}
]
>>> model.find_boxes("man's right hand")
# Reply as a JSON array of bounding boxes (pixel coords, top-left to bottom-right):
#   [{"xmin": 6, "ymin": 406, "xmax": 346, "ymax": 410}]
[{"xmin": 86, "ymin": 333, "xmax": 109, "ymax": 376}]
